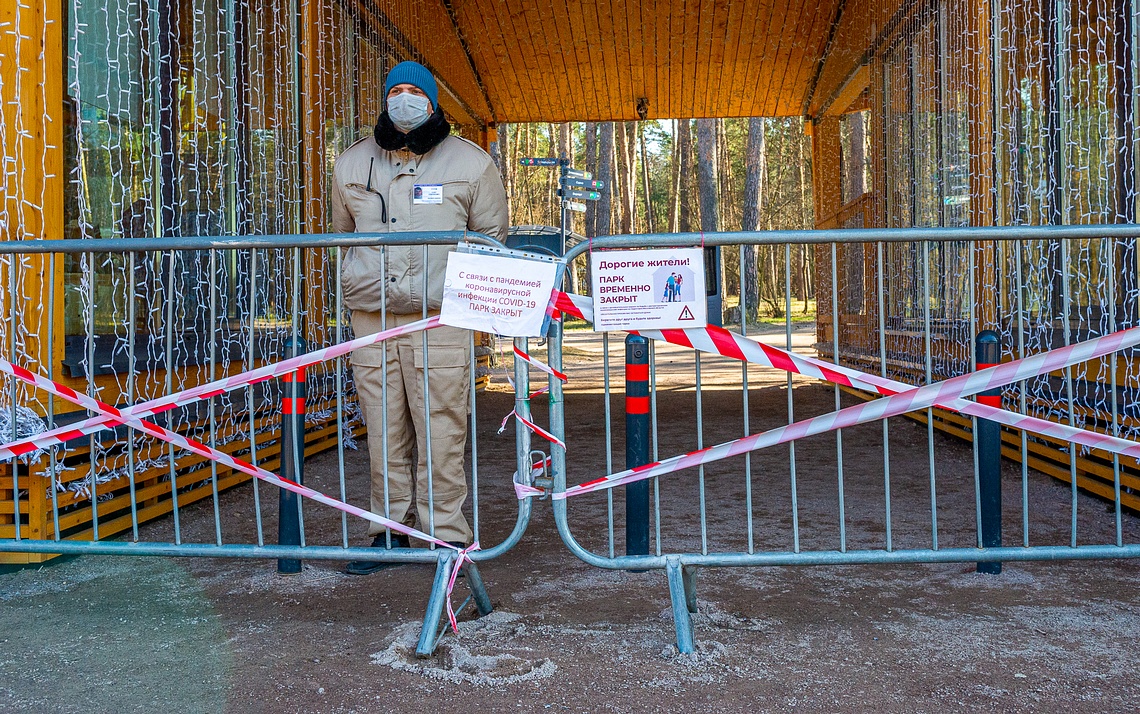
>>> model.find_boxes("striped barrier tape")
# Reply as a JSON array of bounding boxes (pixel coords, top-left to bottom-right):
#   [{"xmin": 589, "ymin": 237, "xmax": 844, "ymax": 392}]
[
  {"xmin": 513, "ymin": 346, "xmax": 568, "ymax": 382},
  {"xmin": 631, "ymin": 325, "xmax": 1140, "ymax": 461},
  {"xmin": 0, "ymin": 316, "xmax": 442, "ymax": 460},
  {"xmin": 551, "ymin": 317, "xmax": 1140, "ymax": 499},
  {"xmin": 0, "ymin": 319, "xmax": 479, "ymax": 632},
  {"xmin": 548, "ymin": 289, "xmax": 1140, "ymax": 462}
]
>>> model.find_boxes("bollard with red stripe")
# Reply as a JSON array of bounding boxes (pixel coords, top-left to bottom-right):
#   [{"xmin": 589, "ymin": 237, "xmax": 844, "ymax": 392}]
[
  {"xmin": 278, "ymin": 336, "xmax": 308, "ymax": 574},
  {"xmin": 625, "ymin": 335, "xmax": 651, "ymax": 557},
  {"xmin": 975, "ymin": 330, "xmax": 1003, "ymax": 575}
]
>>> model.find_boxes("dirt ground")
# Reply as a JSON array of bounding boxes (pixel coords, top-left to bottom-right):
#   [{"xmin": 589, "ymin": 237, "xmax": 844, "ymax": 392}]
[{"xmin": 3, "ymin": 326, "xmax": 1140, "ymax": 713}]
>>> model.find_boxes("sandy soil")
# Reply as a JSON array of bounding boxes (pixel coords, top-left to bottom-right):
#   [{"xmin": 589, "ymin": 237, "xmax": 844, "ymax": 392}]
[{"xmin": 2, "ymin": 334, "xmax": 1139, "ymax": 713}]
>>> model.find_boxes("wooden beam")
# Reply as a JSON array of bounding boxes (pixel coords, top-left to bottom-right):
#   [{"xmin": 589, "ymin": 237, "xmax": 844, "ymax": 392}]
[{"xmin": 822, "ymin": 65, "xmax": 870, "ymax": 116}]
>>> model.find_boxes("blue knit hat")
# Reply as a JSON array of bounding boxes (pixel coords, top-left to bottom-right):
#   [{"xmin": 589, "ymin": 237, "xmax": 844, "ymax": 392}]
[{"xmin": 385, "ymin": 61, "xmax": 438, "ymax": 110}]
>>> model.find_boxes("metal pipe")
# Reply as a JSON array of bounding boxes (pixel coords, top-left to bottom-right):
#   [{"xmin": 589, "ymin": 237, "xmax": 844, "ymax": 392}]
[{"xmin": 13, "ymin": 225, "xmax": 1140, "ymax": 256}]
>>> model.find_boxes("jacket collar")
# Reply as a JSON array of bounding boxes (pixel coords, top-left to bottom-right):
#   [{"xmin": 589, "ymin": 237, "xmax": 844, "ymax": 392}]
[{"xmin": 373, "ymin": 109, "xmax": 451, "ymax": 155}]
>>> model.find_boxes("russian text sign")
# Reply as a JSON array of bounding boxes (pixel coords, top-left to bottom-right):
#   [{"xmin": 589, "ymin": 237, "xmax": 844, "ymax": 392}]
[
  {"xmin": 441, "ymin": 250, "xmax": 558, "ymax": 337},
  {"xmin": 589, "ymin": 248, "xmax": 707, "ymax": 331}
]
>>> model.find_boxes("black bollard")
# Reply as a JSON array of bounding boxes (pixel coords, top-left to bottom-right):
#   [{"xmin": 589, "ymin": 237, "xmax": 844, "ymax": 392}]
[
  {"xmin": 976, "ymin": 330, "xmax": 1002, "ymax": 575},
  {"xmin": 277, "ymin": 336, "xmax": 307, "ymax": 574},
  {"xmin": 625, "ymin": 335, "xmax": 650, "ymax": 557}
]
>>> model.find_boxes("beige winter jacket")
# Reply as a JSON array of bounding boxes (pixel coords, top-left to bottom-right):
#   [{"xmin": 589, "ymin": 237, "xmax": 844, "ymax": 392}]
[{"xmin": 331, "ymin": 134, "xmax": 509, "ymax": 314}]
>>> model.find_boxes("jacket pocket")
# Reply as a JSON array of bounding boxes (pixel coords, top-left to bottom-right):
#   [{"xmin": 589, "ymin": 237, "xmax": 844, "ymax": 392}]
[{"xmin": 412, "ymin": 324, "xmax": 472, "ymax": 369}]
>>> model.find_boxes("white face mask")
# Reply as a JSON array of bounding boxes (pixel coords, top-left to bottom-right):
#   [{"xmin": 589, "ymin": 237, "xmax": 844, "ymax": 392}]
[{"xmin": 388, "ymin": 92, "xmax": 432, "ymax": 133}]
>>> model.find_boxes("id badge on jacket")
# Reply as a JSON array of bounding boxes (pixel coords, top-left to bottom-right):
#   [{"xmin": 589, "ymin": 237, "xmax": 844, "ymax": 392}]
[{"xmin": 413, "ymin": 184, "xmax": 443, "ymax": 204}]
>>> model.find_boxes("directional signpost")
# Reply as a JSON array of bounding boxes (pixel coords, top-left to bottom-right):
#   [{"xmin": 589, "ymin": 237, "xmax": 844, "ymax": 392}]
[
  {"xmin": 559, "ymin": 188, "xmax": 601, "ymax": 201},
  {"xmin": 517, "ymin": 156, "xmax": 607, "ymax": 257},
  {"xmin": 562, "ymin": 176, "xmax": 605, "ymax": 190}
]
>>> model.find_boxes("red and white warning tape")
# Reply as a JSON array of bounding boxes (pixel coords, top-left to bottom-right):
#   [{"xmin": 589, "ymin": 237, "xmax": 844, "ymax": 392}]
[
  {"xmin": 513, "ymin": 346, "xmax": 567, "ymax": 382},
  {"xmin": 0, "ymin": 317, "xmax": 477, "ymax": 632},
  {"xmin": 0, "ymin": 317, "xmax": 442, "ymax": 460},
  {"xmin": 544, "ymin": 291, "xmax": 1140, "ymax": 500},
  {"xmin": 631, "ymin": 323, "xmax": 1140, "ymax": 461}
]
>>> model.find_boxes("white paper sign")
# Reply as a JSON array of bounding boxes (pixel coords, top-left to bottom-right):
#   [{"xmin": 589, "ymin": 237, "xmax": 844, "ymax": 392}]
[
  {"xmin": 590, "ymin": 248, "xmax": 707, "ymax": 332},
  {"xmin": 441, "ymin": 250, "xmax": 558, "ymax": 337}
]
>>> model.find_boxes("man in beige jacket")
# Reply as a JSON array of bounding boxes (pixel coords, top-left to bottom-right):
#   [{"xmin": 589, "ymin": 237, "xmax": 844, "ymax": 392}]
[{"xmin": 331, "ymin": 61, "xmax": 508, "ymax": 574}]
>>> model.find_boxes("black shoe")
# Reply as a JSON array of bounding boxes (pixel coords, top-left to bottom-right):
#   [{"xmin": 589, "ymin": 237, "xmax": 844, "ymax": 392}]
[{"xmin": 345, "ymin": 534, "xmax": 410, "ymax": 575}]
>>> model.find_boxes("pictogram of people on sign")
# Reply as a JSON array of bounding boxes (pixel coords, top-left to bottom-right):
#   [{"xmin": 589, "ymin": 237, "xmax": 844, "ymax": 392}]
[{"xmin": 662, "ymin": 272, "xmax": 684, "ymax": 302}]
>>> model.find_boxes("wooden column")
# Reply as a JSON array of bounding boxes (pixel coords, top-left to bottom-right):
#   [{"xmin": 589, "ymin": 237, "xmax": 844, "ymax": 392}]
[
  {"xmin": 0, "ymin": 0, "xmax": 63, "ymax": 550},
  {"xmin": 811, "ymin": 116, "xmax": 843, "ymax": 349},
  {"xmin": 300, "ymin": 0, "xmax": 330, "ymax": 346},
  {"xmin": 965, "ymin": 0, "xmax": 999, "ymax": 328}
]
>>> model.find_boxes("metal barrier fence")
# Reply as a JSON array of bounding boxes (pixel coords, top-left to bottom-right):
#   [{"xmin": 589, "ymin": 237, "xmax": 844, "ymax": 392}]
[
  {"xmin": 0, "ymin": 232, "xmax": 535, "ymax": 656},
  {"xmin": 4, "ymin": 225, "xmax": 1140, "ymax": 657},
  {"xmin": 548, "ymin": 225, "xmax": 1140, "ymax": 653}
]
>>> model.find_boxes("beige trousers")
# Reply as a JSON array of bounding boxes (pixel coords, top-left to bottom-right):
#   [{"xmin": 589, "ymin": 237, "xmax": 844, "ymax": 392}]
[{"xmin": 351, "ymin": 310, "xmax": 472, "ymax": 544}]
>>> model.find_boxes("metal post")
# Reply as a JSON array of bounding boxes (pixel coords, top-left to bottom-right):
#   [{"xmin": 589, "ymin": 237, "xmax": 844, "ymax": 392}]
[
  {"xmin": 976, "ymin": 330, "xmax": 1003, "ymax": 575},
  {"xmin": 277, "ymin": 336, "xmax": 307, "ymax": 574},
  {"xmin": 625, "ymin": 335, "xmax": 650, "ymax": 557}
]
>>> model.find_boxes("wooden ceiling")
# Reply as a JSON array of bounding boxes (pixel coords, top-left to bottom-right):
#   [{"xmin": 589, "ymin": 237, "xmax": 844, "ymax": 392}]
[{"xmin": 390, "ymin": 0, "xmax": 845, "ymax": 124}]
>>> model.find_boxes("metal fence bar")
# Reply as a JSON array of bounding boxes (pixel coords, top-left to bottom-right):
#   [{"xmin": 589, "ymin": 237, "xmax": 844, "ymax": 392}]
[
  {"xmin": 649, "ymin": 340, "xmax": 661, "ymax": 556},
  {"xmin": 164, "ymin": 248, "xmax": 181, "ymax": 543},
  {"xmin": 785, "ymin": 243, "xmax": 799, "ymax": 554},
  {"xmin": 603, "ymin": 332, "xmax": 614, "ymax": 558},
  {"xmin": 470, "ymin": 329, "xmax": 480, "ymax": 544},
  {"xmin": 1014, "ymin": 238, "xmax": 1030, "ymax": 547},
  {"xmin": 922, "ymin": 240, "xmax": 938, "ymax": 549},
  {"xmin": 876, "ymin": 241, "xmax": 892, "ymax": 552},
  {"xmin": 335, "ymin": 247, "xmax": 349, "ymax": 548},
  {"xmin": 1060, "ymin": 236, "xmax": 1078, "ymax": 548},
  {"xmin": 695, "ymin": 351, "xmax": 707, "ymax": 555},
  {"xmin": 830, "ymin": 243, "xmax": 846, "ymax": 552},
  {"xmin": 1107, "ymin": 236, "xmax": 1123, "ymax": 547},
  {"xmin": 208, "ymin": 249, "xmax": 223, "ymax": 545},
  {"xmin": 970, "ymin": 241, "xmax": 982, "ymax": 549},
  {"xmin": 47, "ymin": 252, "xmax": 61, "ymax": 541},
  {"xmin": 381, "ymin": 246, "xmax": 391, "ymax": 548},
  {"xmin": 7, "ymin": 252, "xmax": 19, "ymax": 541},
  {"xmin": 126, "ymin": 251, "xmax": 140, "ymax": 541},
  {"xmin": 86, "ymin": 250, "xmax": 98, "ymax": 540},
  {"xmin": 739, "ymin": 246, "xmax": 754, "ymax": 554},
  {"xmin": 291, "ymin": 246, "xmax": 306, "ymax": 549},
  {"xmin": 248, "ymin": 247, "xmax": 265, "ymax": 547},
  {"xmin": 421, "ymin": 244, "xmax": 435, "ymax": 544}
]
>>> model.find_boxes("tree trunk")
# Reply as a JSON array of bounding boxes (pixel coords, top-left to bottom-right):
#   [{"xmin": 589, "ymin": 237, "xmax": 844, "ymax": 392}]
[
  {"xmin": 500, "ymin": 124, "xmax": 513, "ymax": 219},
  {"xmin": 669, "ymin": 119, "xmax": 681, "ymax": 232},
  {"xmin": 678, "ymin": 119, "xmax": 693, "ymax": 232},
  {"xmin": 625, "ymin": 122, "xmax": 638, "ymax": 233},
  {"xmin": 615, "ymin": 123, "xmax": 632, "ymax": 234},
  {"xmin": 596, "ymin": 122, "xmax": 615, "ymax": 237},
  {"xmin": 696, "ymin": 118, "xmax": 718, "ymax": 232},
  {"xmin": 741, "ymin": 117, "xmax": 766, "ymax": 322},
  {"xmin": 640, "ymin": 123, "xmax": 654, "ymax": 233},
  {"xmin": 558, "ymin": 122, "xmax": 572, "ymax": 163},
  {"xmin": 584, "ymin": 122, "xmax": 597, "ymax": 238}
]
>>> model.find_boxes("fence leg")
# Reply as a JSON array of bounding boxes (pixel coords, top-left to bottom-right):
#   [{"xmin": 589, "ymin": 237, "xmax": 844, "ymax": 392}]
[
  {"xmin": 682, "ymin": 565, "xmax": 698, "ymax": 613},
  {"xmin": 625, "ymin": 335, "xmax": 650, "ymax": 558},
  {"xmin": 277, "ymin": 337, "xmax": 307, "ymax": 574},
  {"xmin": 976, "ymin": 330, "xmax": 1003, "ymax": 575},
  {"xmin": 666, "ymin": 557, "xmax": 696, "ymax": 654},
  {"xmin": 416, "ymin": 552, "xmax": 455, "ymax": 657},
  {"xmin": 464, "ymin": 561, "xmax": 494, "ymax": 617},
  {"xmin": 415, "ymin": 551, "xmax": 494, "ymax": 658}
]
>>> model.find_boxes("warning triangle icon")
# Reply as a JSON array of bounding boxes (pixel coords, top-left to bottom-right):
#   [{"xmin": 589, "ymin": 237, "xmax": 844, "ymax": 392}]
[{"xmin": 678, "ymin": 306, "xmax": 695, "ymax": 320}]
